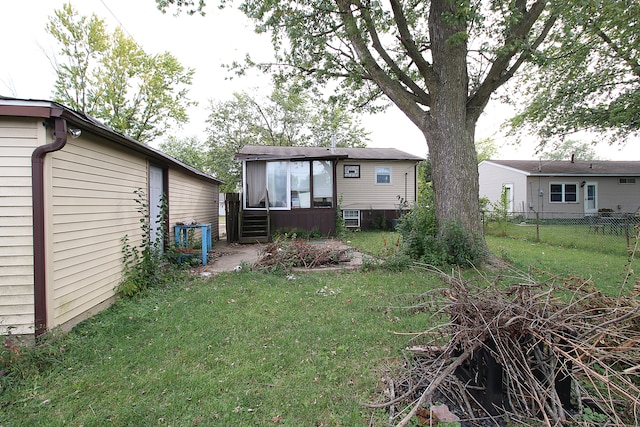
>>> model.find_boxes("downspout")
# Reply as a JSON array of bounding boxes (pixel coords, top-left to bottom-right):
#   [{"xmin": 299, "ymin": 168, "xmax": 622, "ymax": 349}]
[{"xmin": 31, "ymin": 117, "xmax": 68, "ymax": 338}]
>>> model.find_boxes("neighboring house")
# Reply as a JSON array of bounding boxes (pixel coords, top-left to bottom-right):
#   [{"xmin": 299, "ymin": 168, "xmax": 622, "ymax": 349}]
[
  {"xmin": 233, "ymin": 145, "xmax": 423, "ymax": 240},
  {"xmin": 0, "ymin": 97, "xmax": 222, "ymax": 338},
  {"xmin": 478, "ymin": 159, "xmax": 640, "ymax": 218}
]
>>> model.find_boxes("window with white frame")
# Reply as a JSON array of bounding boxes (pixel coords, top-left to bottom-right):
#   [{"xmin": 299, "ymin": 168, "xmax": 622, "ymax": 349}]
[
  {"xmin": 375, "ymin": 166, "xmax": 391, "ymax": 184},
  {"xmin": 549, "ymin": 183, "xmax": 577, "ymax": 203},
  {"xmin": 342, "ymin": 209, "xmax": 360, "ymax": 227}
]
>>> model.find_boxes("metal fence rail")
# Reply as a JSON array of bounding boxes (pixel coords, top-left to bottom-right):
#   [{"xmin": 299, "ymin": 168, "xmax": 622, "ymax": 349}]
[{"xmin": 482, "ymin": 211, "xmax": 640, "ymax": 252}]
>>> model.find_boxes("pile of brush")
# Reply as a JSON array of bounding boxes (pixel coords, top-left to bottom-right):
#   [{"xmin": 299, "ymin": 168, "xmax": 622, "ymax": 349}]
[
  {"xmin": 370, "ymin": 267, "xmax": 640, "ymax": 426},
  {"xmin": 254, "ymin": 238, "xmax": 351, "ymax": 271}
]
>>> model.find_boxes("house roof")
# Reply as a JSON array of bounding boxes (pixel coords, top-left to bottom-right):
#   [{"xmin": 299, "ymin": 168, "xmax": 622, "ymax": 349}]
[
  {"xmin": 236, "ymin": 145, "xmax": 424, "ymax": 161},
  {"xmin": 482, "ymin": 159, "xmax": 640, "ymax": 176},
  {"xmin": 0, "ymin": 96, "xmax": 223, "ymax": 185}
]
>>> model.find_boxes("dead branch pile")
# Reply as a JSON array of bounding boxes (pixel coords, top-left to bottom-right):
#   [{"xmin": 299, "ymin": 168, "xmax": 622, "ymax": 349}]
[
  {"xmin": 371, "ymin": 268, "xmax": 640, "ymax": 426},
  {"xmin": 254, "ymin": 238, "xmax": 351, "ymax": 271}
]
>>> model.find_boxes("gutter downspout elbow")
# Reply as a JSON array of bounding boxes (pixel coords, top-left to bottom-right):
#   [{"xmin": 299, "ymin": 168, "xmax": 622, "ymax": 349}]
[{"xmin": 31, "ymin": 117, "xmax": 68, "ymax": 338}]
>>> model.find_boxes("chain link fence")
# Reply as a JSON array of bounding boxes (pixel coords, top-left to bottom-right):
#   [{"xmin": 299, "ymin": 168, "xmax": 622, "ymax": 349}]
[{"xmin": 482, "ymin": 211, "xmax": 640, "ymax": 254}]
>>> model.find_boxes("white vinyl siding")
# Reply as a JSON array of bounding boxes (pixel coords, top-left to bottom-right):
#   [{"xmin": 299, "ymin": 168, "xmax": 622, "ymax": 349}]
[
  {"xmin": 49, "ymin": 136, "xmax": 147, "ymax": 329},
  {"xmin": 0, "ymin": 118, "xmax": 42, "ymax": 334}
]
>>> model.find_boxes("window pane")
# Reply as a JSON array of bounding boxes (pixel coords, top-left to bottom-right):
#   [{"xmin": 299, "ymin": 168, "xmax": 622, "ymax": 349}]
[
  {"xmin": 267, "ymin": 161, "xmax": 288, "ymax": 208},
  {"xmin": 376, "ymin": 166, "xmax": 391, "ymax": 184},
  {"xmin": 246, "ymin": 161, "xmax": 266, "ymax": 208},
  {"xmin": 291, "ymin": 161, "xmax": 311, "ymax": 208},
  {"xmin": 550, "ymin": 184, "xmax": 562, "ymax": 202},
  {"xmin": 313, "ymin": 160, "xmax": 333, "ymax": 207},
  {"xmin": 565, "ymin": 184, "xmax": 577, "ymax": 202}
]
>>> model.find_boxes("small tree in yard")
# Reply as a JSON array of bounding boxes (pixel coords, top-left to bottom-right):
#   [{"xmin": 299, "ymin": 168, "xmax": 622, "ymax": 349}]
[{"xmin": 488, "ymin": 185, "xmax": 511, "ymax": 237}]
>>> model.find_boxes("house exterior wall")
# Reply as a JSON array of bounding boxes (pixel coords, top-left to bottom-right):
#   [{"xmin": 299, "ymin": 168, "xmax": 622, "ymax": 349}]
[
  {"xmin": 48, "ymin": 134, "xmax": 147, "ymax": 331},
  {"xmin": 479, "ymin": 160, "xmax": 640, "ymax": 219},
  {"xmin": 529, "ymin": 176, "xmax": 640, "ymax": 217},
  {"xmin": 589, "ymin": 177, "xmax": 639, "ymax": 213},
  {"xmin": 168, "ymin": 168, "xmax": 219, "ymax": 245},
  {"xmin": 336, "ymin": 159, "xmax": 418, "ymax": 210},
  {"xmin": 478, "ymin": 161, "xmax": 529, "ymax": 214},
  {"xmin": 0, "ymin": 117, "xmax": 43, "ymax": 335}
]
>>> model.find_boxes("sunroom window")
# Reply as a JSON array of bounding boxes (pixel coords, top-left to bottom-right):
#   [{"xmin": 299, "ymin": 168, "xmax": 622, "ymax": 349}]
[
  {"xmin": 267, "ymin": 161, "xmax": 288, "ymax": 207},
  {"xmin": 245, "ymin": 160, "xmax": 333, "ymax": 209},
  {"xmin": 313, "ymin": 160, "xmax": 333, "ymax": 207},
  {"xmin": 291, "ymin": 161, "xmax": 311, "ymax": 208}
]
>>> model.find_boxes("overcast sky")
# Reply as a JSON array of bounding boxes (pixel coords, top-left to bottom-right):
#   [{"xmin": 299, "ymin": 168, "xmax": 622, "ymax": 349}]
[{"xmin": 2, "ymin": 0, "xmax": 638, "ymax": 160}]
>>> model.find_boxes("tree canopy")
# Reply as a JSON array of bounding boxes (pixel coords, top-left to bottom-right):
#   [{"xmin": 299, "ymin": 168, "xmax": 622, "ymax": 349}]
[
  {"xmin": 509, "ymin": 0, "xmax": 640, "ymax": 146},
  {"xmin": 160, "ymin": 85, "xmax": 369, "ymax": 192},
  {"xmin": 48, "ymin": 3, "xmax": 195, "ymax": 143},
  {"xmin": 539, "ymin": 140, "xmax": 601, "ymax": 161}
]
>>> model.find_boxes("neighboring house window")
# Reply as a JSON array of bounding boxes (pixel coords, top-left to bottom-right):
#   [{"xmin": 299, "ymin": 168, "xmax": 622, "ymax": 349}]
[
  {"xmin": 375, "ymin": 166, "xmax": 391, "ymax": 184},
  {"xmin": 550, "ymin": 183, "xmax": 577, "ymax": 203},
  {"xmin": 619, "ymin": 178, "xmax": 637, "ymax": 184},
  {"xmin": 313, "ymin": 160, "xmax": 333, "ymax": 207}
]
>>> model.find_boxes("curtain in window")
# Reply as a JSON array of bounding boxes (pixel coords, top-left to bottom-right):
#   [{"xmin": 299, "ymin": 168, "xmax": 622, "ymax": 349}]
[{"xmin": 246, "ymin": 161, "xmax": 266, "ymax": 207}]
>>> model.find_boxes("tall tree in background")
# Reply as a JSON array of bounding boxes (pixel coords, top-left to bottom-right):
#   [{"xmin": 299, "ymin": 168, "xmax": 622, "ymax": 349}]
[
  {"xmin": 157, "ymin": 0, "xmax": 558, "ymax": 254},
  {"xmin": 539, "ymin": 140, "xmax": 601, "ymax": 161},
  {"xmin": 161, "ymin": 84, "xmax": 369, "ymax": 192},
  {"xmin": 48, "ymin": 3, "xmax": 195, "ymax": 143},
  {"xmin": 509, "ymin": 0, "xmax": 640, "ymax": 146}
]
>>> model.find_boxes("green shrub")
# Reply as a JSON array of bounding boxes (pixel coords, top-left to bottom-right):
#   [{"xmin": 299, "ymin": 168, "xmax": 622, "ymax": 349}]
[{"xmin": 395, "ymin": 188, "xmax": 484, "ymax": 267}]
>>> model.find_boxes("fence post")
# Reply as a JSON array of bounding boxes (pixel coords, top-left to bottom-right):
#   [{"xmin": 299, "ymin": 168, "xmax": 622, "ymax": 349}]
[{"xmin": 535, "ymin": 211, "xmax": 540, "ymax": 242}]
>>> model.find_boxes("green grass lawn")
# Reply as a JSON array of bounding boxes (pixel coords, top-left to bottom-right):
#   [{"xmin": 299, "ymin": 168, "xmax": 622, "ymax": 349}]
[
  {"xmin": 2, "ymin": 230, "xmax": 638, "ymax": 426},
  {"xmin": 1, "ymin": 269, "xmax": 439, "ymax": 427}
]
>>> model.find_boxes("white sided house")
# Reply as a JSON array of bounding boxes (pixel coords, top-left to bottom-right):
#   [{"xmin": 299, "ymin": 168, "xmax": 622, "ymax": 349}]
[
  {"xmin": 0, "ymin": 97, "xmax": 222, "ymax": 338},
  {"xmin": 479, "ymin": 159, "xmax": 640, "ymax": 219},
  {"xmin": 232, "ymin": 145, "xmax": 423, "ymax": 242}
]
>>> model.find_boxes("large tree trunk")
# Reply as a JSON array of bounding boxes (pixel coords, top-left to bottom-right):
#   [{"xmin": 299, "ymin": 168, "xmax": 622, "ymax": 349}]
[
  {"xmin": 424, "ymin": 0, "xmax": 484, "ymax": 240},
  {"xmin": 424, "ymin": 117, "xmax": 482, "ymax": 238}
]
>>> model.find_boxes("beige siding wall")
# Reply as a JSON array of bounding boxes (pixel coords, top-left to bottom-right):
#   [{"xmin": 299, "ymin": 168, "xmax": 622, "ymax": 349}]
[
  {"xmin": 168, "ymin": 169, "xmax": 219, "ymax": 245},
  {"xmin": 0, "ymin": 118, "xmax": 42, "ymax": 335},
  {"xmin": 336, "ymin": 160, "xmax": 418, "ymax": 210},
  {"xmin": 48, "ymin": 135, "xmax": 147, "ymax": 329}
]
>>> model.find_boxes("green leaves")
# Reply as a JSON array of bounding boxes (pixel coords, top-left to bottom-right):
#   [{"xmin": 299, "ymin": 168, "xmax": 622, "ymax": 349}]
[
  {"xmin": 47, "ymin": 3, "xmax": 195, "ymax": 144},
  {"xmin": 509, "ymin": 0, "xmax": 640, "ymax": 145}
]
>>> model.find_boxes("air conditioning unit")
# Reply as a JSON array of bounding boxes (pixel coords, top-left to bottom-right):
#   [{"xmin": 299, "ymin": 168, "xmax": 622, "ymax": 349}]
[{"xmin": 342, "ymin": 209, "xmax": 360, "ymax": 228}]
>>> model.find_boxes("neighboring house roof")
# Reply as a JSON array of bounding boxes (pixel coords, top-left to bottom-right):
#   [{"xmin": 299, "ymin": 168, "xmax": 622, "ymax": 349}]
[
  {"xmin": 236, "ymin": 145, "xmax": 424, "ymax": 161},
  {"xmin": 482, "ymin": 160, "xmax": 640, "ymax": 177},
  {"xmin": 0, "ymin": 96, "xmax": 223, "ymax": 185}
]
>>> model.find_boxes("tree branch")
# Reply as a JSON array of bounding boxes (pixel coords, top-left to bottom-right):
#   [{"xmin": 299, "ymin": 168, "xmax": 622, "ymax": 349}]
[
  {"xmin": 335, "ymin": 0, "xmax": 428, "ymax": 128},
  {"xmin": 467, "ymin": 0, "xmax": 554, "ymax": 120},
  {"xmin": 389, "ymin": 0, "xmax": 437, "ymax": 93},
  {"xmin": 595, "ymin": 27, "xmax": 640, "ymax": 79},
  {"xmin": 352, "ymin": 0, "xmax": 431, "ymax": 106}
]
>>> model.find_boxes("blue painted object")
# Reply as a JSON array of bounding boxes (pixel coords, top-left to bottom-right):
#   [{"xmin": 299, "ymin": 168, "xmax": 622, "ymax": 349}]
[{"xmin": 174, "ymin": 223, "xmax": 212, "ymax": 265}]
